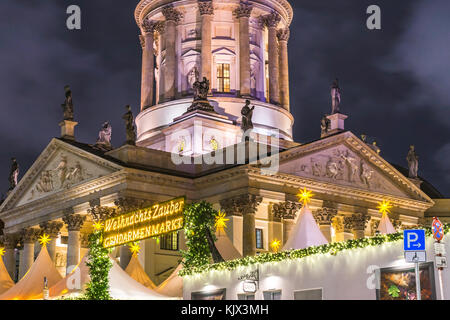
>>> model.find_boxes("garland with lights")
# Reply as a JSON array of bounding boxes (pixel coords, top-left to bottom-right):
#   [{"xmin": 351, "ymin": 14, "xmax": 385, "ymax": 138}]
[
  {"xmin": 85, "ymin": 222, "xmax": 112, "ymax": 300},
  {"xmin": 179, "ymin": 224, "xmax": 450, "ymax": 277},
  {"xmin": 182, "ymin": 201, "xmax": 224, "ymax": 269}
]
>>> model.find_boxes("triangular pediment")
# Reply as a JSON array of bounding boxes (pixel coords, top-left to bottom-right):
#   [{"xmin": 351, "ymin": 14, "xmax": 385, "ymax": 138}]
[
  {"xmin": 278, "ymin": 132, "xmax": 432, "ymax": 203},
  {"xmin": 212, "ymin": 47, "xmax": 235, "ymax": 56},
  {"xmin": 1, "ymin": 139, "xmax": 122, "ymax": 210}
]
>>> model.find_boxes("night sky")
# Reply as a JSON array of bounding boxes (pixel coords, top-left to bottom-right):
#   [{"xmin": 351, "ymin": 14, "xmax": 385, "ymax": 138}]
[{"xmin": 0, "ymin": 0, "xmax": 448, "ymax": 197}]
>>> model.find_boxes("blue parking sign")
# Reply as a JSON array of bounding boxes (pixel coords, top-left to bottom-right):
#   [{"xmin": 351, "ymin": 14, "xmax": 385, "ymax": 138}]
[{"xmin": 404, "ymin": 230, "xmax": 426, "ymax": 251}]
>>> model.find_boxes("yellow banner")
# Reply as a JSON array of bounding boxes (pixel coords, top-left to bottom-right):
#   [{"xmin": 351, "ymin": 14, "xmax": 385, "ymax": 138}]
[{"xmin": 102, "ymin": 197, "xmax": 185, "ymax": 248}]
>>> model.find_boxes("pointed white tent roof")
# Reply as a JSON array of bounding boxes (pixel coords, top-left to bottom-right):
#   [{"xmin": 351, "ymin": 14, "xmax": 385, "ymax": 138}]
[
  {"xmin": 0, "ymin": 246, "xmax": 63, "ymax": 300},
  {"xmin": 215, "ymin": 231, "xmax": 242, "ymax": 261},
  {"xmin": 282, "ymin": 205, "xmax": 328, "ymax": 251},
  {"xmin": 109, "ymin": 258, "xmax": 176, "ymax": 300},
  {"xmin": 0, "ymin": 257, "xmax": 14, "ymax": 294},
  {"xmin": 48, "ymin": 255, "xmax": 90, "ymax": 299},
  {"xmin": 125, "ymin": 255, "xmax": 157, "ymax": 289},
  {"xmin": 377, "ymin": 214, "xmax": 397, "ymax": 234},
  {"xmin": 155, "ymin": 263, "xmax": 183, "ymax": 298}
]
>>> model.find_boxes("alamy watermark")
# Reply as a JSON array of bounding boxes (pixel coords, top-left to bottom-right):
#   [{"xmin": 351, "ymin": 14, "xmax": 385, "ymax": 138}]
[
  {"xmin": 66, "ymin": 5, "xmax": 81, "ymax": 30},
  {"xmin": 366, "ymin": 5, "xmax": 381, "ymax": 30}
]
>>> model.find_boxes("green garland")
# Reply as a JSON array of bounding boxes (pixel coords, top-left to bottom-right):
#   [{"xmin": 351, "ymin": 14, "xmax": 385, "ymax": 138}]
[
  {"xmin": 85, "ymin": 228, "xmax": 113, "ymax": 300},
  {"xmin": 181, "ymin": 201, "xmax": 220, "ymax": 269},
  {"xmin": 179, "ymin": 223, "xmax": 450, "ymax": 277}
]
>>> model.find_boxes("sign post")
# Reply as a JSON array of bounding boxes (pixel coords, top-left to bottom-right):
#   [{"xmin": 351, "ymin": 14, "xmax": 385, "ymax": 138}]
[
  {"xmin": 432, "ymin": 217, "xmax": 446, "ymax": 300},
  {"xmin": 404, "ymin": 229, "xmax": 426, "ymax": 300}
]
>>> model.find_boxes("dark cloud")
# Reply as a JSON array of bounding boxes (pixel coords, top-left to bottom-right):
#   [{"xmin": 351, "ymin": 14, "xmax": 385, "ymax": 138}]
[{"xmin": 0, "ymin": 0, "xmax": 448, "ymax": 197}]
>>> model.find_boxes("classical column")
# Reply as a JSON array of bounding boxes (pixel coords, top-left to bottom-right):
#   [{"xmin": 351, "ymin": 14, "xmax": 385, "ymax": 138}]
[
  {"xmin": 63, "ymin": 214, "xmax": 86, "ymax": 275},
  {"xmin": 39, "ymin": 221, "xmax": 63, "ymax": 262},
  {"xmin": 272, "ymin": 201, "xmax": 301, "ymax": 245},
  {"xmin": 333, "ymin": 216, "xmax": 354, "ymax": 242},
  {"xmin": 199, "ymin": 1, "xmax": 214, "ymax": 84},
  {"xmin": 234, "ymin": 2, "xmax": 253, "ymax": 97},
  {"xmin": 3, "ymin": 234, "xmax": 18, "ymax": 279},
  {"xmin": 313, "ymin": 207, "xmax": 338, "ymax": 243},
  {"xmin": 162, "ymin": 6, "xmax": 182, "ymax": 102},
  {"xmin": 120, "ymin": 245, "xmax": 132, "ymax": 270},
  {"xmin": 19, "ymin": 228, "xmax": 39, "ymax": 280},
  {"xmin": 350, "ymin": 213, "xmax": 370, "ymax": 239},
  {"xmin": 264, "ymin": 12, "xmax": 281, "ymax": 105},
  {"xmin": 140, "ymin": 19, "xmax": 156, "ymax": 111},
  {"xmin": 238, "ymin": 194, "xmax": 263, "ymax": 257},
  {"xmin": 277, "ymin": 28, "xmax": 290, "ymax": 111}
]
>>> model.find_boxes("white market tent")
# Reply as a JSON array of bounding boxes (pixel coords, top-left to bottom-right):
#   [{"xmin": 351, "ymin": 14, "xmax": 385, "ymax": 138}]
[
  {"xmin": 48, "ymin": 255, "xmax": 90, "ymax": 298},
  {"xmin": 282, "ymin": 204, "xmax": 328, "ymax": 251},
  {"xmin": 377, "ymin": 214, "xmax": 397, "ymax": 234},
  {"xmin": 0, "ymin": 246, "xmax": 62, "ymax": 300},
  {"xmin": 0, "ymin": 257, "xmax": 14, "ymax": 295},
  {"xmin": 155, "ymin": 263, "xmax": 183, "ymax": 298},
  {"xmin": 215, "ymin": 231, "xmax": 242, "ymax": 261},
  {"xmin": 125, "ymin": 255, "xmax": 157, "ymax": 289},
  {"xmin": 109, "ymin": 258, "xmax": 175, "ymax": 300}
]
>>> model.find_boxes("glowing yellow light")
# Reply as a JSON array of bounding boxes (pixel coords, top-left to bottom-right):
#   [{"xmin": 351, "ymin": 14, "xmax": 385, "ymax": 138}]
[
  {"xmin": 129, "ymin": 243, "xmax": 141, "ymax": 256},
  {"xmin": 271, "ymin": 239, "xmax": 281, "ymax": 252},
  {"xmin": 297, "ymin": 188, "xmax": 314, "ymax": 205},
  {"xmin": 0, "ymin": 248, "xmax": 5, "ymax": 257},
  {"xmin": 93, "ymin": 221, "xmax": 104, "ymax": 231},
  {"xmin": 377, "ymin": 200, "xmax": 393, "ymax": 216},
  {"xmin": 38, "ymin": 234, "xmax": 51, "ymax": 247},
  {"xmin": 215, "ymin": 210, "xmax": 229, "ymax": 232}
]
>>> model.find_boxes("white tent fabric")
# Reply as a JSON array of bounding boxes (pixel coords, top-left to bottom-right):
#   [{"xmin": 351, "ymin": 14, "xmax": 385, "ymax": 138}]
[
  {"xmin": 377, "ymin": 214, "xmax": 397, "ymax": 234},
  {"xmin": 0, "ymin": 257, "xmax": 14, "ymax": 294},
  {"xmin": 125, "ymin": 255, "xmax": 157, "ymax": 289},
  {"xmin": 282, "ymin": 204, "xmax": 328, "ymax": 250},
  {"xmin": 0, "ymin": 246, "xmax": 63, "ymax": 300},
  {"xmin": 155, "ymin": 263, "xmax": 183, "ymax": 298},
  {"xmin": 49, "ymin": 255, "xmax": 90, "ymax": 298},
  {"xmin": 109, "ymin": 258, "xmax": 175, "ymax": 300},
  {"xmin": 215, "ymin": 231, "xmax": 242, "ymax": 261}
]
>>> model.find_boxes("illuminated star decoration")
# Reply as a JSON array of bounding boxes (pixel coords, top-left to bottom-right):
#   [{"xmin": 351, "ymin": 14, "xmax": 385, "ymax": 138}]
[
  {"xmin": 0, "ymin": 248, "xmax": 5, "ymax": 257},
  {"xmin": 271, "ymin": 239, "xmax": 281, "ymax": 252},
  {"xmin": 129, "ymin": 243, "xmax": 141, "ymax": 256},
  {"xmin": 215, "ymin": 210, "xmax": 229, "ymax": 233},
  {"xmin": 297, "ymin": 187, "xmax": 314, "ymax": 205},
  {"xmin": 38, "ymin": 234, "xmax": 51, "ymax": 247},
  {"xmin": 93, "ymin": 221, "xmax": 104, "ymax": 231},
  {"xmin": 377, "ymin": 200, "xmax": 393, "ymax": 217}
]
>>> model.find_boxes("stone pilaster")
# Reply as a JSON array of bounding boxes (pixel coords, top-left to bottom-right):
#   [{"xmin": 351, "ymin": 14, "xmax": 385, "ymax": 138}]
[
  {"xmin": 313, "ymin": 207, "xmax": 338, "ymax": 243},
  {"xmin": 272, "ymin": 201, "xmax": 301, "ymax": 245},
  {"xmin": 3, "ymin": 234, "xmax": 18, "ymax": 279},
  {"xmin": 162, "ymin": 6, "xmax": 182, "ymax": 102},
  {"xmin": 19, "ymin": 228, "xmax": 39, "ymax": 280},
  {"xmin": 277, "ymin": 28, "xmax": 290, "ymax": 111},
  {"xmin": 262, "ymin": 12, "xmax": 281, "ymax": 105},
  {"xmin": 39, "ymin": 221, "xmax": 63, "ymax": 262},
  {"xmin": 350, "ymin": 213, "xmax": 370, "ymax": 239},
  {"xmin": 199, "ymin": 1, "xmax": 213, "ymax": 85},
  {"xmin": 62, "ymin": 214, "xmax": 86, "ymax": 275},
  {"xmin": 140, "ymin": 18, "xmax": 157, "ymax": 111},
  {"xmin": 234, "ymin": 2, "xmax": 253, "ymax": 97}
]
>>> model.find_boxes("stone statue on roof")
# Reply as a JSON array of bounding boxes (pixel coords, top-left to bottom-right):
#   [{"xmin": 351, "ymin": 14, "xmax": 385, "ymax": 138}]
[
  {"xmin": 122, "ymin": 105, "xmax": 136, "ymax": 146},
  {"xmin": 61, "ymin": 85, "xmax": 74, "ymax": 121},
  {"xmin": 8, "ymin": 158, "xmax": 19, "ymax": 191},
  {"xmin": 407, "ymin": 145, "xmax": 419, "ymax": 178},
  {"xmin": 241, "ymin": 100, "xmax": 255, "ymax": 133},
  {"xmin": 95, "ymin": 122, "xmax": 113, "ymax": 151},
  {"xmin": 331, "ymin": 78, "xmax": 341, "ymax": 114}
]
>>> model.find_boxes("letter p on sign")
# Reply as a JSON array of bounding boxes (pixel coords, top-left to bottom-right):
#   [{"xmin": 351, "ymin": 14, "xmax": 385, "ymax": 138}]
[{"xmin": 403, "ymin": 229, "xmax": 426, "ymax": 251}]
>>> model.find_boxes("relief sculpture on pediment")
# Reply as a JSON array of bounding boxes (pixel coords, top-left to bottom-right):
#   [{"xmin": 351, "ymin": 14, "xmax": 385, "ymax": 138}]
[
  {"xmin": 27, "ymin": 155, "xmax": 93, "ymax": 201},
  {"xmin": 285, "ymin": 147, "xmax": 401, "ymax": 195}
]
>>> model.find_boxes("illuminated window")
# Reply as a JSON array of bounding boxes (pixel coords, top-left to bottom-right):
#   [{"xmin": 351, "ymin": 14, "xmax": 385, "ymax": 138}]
[
  {"xmin": 256, "ymin": 228, "xmax": 264, "ymax": 249},
  {"xmin": 160, "ymin": 232, "xmax": 179, "ymax": 251},
  {"xmin": 217, "ymin": 63, "xmax": 231, "ymax": 92},
  {"xmin": 265, "ymin": 61, "xmax": 270, "ymax": 101}
]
